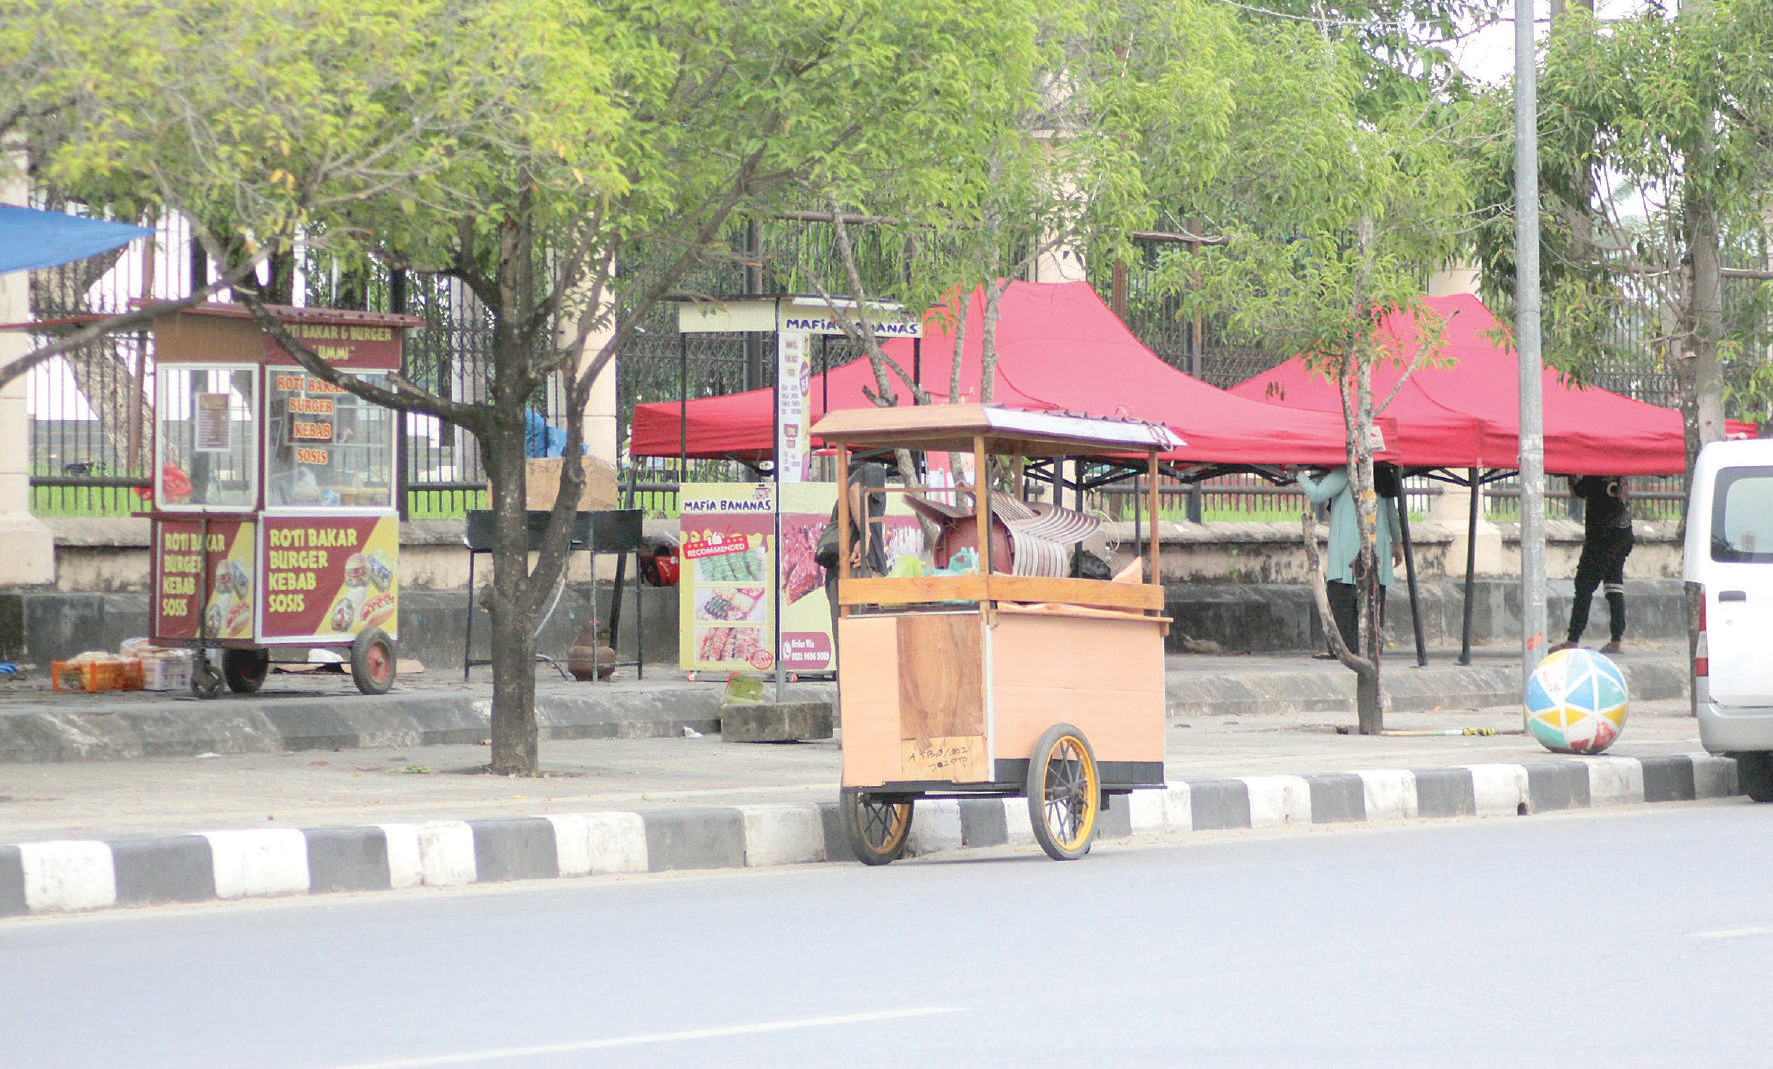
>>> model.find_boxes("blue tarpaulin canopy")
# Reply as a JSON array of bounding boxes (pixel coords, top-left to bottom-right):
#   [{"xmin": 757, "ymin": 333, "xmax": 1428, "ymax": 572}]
[{"xmin": 0, "ymin": 203, "xmax": 154, "ymax": 276}]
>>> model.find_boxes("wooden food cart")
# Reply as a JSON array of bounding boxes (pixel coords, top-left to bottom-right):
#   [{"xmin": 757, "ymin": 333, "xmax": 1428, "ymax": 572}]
[
  {"xmin": 147, "ymin": 304, "xmax": 420, "ymax": 698},
  {"xmin": 814, "ymin": 404, "xmax": 1178, "ymax": 863}
]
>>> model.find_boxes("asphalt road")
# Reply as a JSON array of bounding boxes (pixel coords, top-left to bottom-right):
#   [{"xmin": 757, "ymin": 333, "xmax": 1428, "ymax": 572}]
[{"xmin": 3, "ymin": 800, "xmax": 1768, "ymax": 1067}]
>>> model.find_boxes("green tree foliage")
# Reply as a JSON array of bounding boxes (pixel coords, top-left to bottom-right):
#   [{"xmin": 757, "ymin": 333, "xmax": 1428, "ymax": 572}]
[
  {"xmin": 1223, "ymin": 0, "xmax": 1505, "ymax": 116},
  {"xmin": 1083, "ymin": 0, "xmax": 1476, "ymax": 731},
  {"xmin": 1471, "ymin": 1, "xmax": 1773, "ymax": 460},
  {"xmin": 20, "ymin": 0, "xmax": 1051, "ymax": 773},
  {"xmin": 743, "ymin": 5, "xmax": 1122, "ymax": 416},
  {"xmin": 1, "ymin": 1, "xmax": 288, "ymax": 378}
]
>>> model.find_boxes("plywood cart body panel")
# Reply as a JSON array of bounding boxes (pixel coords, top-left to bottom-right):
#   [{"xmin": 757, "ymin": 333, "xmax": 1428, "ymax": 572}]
[{"xmin": 839, "ymin": 605, "xmax": 1166, "ymax": 792}]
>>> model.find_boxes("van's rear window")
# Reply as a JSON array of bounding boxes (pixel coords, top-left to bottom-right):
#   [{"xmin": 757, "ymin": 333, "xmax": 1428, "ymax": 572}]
[{"xmin": 1714, "ymin": 466, "xmax": 1773, "ymax": 562}]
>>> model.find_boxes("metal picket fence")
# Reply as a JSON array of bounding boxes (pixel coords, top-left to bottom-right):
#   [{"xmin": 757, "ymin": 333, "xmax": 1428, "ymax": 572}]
[{"xmin": 19, "ymin": 213, "xmax": 1734, "ymax": 528}]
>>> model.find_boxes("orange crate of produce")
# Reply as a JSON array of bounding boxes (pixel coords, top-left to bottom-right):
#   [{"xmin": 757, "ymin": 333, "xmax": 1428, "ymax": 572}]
[{"xmin": 51, "ymin": 659, "xmax": 132, "ymax": 693}]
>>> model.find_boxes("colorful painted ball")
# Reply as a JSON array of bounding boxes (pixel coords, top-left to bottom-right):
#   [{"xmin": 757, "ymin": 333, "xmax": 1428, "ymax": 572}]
[{"xmin": 1525, "ymin": 647, "xmax": 1628, "ymax": 754}]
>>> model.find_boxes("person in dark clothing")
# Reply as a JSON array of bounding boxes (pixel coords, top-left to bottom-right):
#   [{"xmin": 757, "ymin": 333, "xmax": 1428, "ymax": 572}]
[{"xmin": 1555, "ymin": 475, "xmax": 1634, "ymax": 654}]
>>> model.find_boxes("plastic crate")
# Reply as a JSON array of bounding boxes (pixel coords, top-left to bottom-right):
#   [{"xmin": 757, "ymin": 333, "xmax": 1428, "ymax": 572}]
[{"xmin": 52, "ymin": 658, "xmax": 135, "ymax": 693}]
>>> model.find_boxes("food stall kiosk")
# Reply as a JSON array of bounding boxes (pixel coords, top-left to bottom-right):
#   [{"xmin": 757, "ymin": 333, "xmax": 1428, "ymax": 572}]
[
  {"xmin": 148, "ymin": 304, "xmax": 421, "ymax": 697},
  {"xmin": 813, "ymin": 403, "xmax": 1178, "ymax": 862}
]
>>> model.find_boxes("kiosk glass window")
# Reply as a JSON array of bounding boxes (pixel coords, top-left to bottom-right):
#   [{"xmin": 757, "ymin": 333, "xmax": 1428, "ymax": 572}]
[
  {"xmin": 266, "ymin": 369, "xmax": 395, "ymax": 509},
  {"xmin": 156, "ymin": 365, "xmax": 258, "ymax": 509}
]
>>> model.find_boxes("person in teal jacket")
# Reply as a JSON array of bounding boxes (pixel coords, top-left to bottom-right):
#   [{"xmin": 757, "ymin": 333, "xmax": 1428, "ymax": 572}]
[{"xmin": 1296, "ymin": 464, "xmax": 1403, "ymax": 657}]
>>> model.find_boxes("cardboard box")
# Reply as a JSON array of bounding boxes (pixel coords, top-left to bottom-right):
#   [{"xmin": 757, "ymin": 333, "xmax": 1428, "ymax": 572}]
[
  {"xmin": 142, "ymin": 650, "xmax": 193, "ymax": 692},
  {"xmin": 526, "ymin": 456, "xmax": 618, "ymax": 511}
]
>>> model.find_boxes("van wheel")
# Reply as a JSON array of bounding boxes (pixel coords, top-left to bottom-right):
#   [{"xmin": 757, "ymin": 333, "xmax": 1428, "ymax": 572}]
[{"xmin": 1735, "ymin": 752, "xmax": 1773, "ymax": 803}]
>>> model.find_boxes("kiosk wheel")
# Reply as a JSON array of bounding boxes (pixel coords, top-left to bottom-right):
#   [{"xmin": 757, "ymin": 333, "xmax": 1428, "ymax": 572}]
[
  {"xmin": 841, "ymin": 787, "xmax": 914, "ymax": 865},
  {"xmin": 1026, "ymin": 723, "xmax": 1099, "ymax": 861},
  {"xmin": 190, "ymin": 655, "xmax": 224, "ymax": 699},
  {"xmin": 222, "ymin": 648, "xmax": 271, "ymax": 694},
  {"xmin": 350, "ymin": 628, "xmax": 396, "ymax": 695}
]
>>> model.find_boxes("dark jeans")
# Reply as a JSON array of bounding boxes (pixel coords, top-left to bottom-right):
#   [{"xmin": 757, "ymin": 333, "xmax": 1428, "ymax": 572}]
[
  {"xmin": 1568, "ymin": 531, "xmax": 1634, "ymax": 644},
  {"xmin": 1327, "ymin": 580, "xmax": 1386, "ymax": 656}
]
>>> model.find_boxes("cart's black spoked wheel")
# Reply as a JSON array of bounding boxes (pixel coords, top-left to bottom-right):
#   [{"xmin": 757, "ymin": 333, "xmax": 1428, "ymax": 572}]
[
  {"xmin": 841, "ymin": 787, "xmax": 914, "ymax": 865},
  {"xmin": 190, "ymin": 656, "xmax": 224, "ymax": 700},
  {"xmin": 222, "ymin": 648, "xmax": 271, "ymax": 694},
  {"xmin": 350, "ymin": 627, "xmax": 397, "ymax": 695},
  {"xmin": 1026, "ymin": 723, "xmax": 1099, "ymax": 861}
]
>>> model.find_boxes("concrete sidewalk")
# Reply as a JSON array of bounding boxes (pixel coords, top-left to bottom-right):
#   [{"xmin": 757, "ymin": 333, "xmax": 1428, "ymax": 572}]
[{"xmin": 0, "ymin": 642, "xmax": 1739, "ymax": 918}]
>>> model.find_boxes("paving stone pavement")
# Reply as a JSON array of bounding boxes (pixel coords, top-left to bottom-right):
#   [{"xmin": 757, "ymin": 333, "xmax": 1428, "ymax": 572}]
[{"xmin": 0, "ymin": 641, "xmax": 1739, "ymax": 918}]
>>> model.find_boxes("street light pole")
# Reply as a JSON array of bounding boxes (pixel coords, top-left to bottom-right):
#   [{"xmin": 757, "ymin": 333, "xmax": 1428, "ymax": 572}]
[{"xmin": 1515, "ymin": 0, "xmax": 1548, "ymax": 698}]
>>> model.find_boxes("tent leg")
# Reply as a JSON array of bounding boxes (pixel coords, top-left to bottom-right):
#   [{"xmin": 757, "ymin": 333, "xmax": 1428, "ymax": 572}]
[
  {"xmin": 1397, "ymin": 495, "xmax": 1427, "ymax": 667},
  {"xmin": 1073, "ymin": 461, "xmax": 1086, "ymax": 576},
  {"xmin": 677, "ymin": 333, "xmax": 688, "ymax": 480},
  {"xmin": 1458, "ymin": 470, "xmax": 1479, "ymax": 666}
]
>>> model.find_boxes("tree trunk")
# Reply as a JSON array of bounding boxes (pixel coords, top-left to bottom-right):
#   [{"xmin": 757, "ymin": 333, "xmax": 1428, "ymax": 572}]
[
  {"xmin": 979, "ymin": 279, "xmax": 1006, "ymax": 404},
  {"xmin": 63, "ymin": 335, "xmax": 152, "ymax": 472},
  {"xmin": 1688, "ymin": 201, "xmax": 1726, "ymax": 464},
  {"xmin": 946, "ymin": 291, "xmax": 968, "ymax": 404},
  {"xmin": 1674, "ymin": 200, "xmax": 1725, "ymax": 482},
  {"xmin": 1354, "ymin": 668, "xmax": 1381, "ymax": 733},
  {"xmin": 484, "ymin": 409, "xmax": 539, "ymax": 775},
  {"xmin": 483, "ymin": 199, "xmax": 546, "ymax": 776},
  {"xmin": 1355, "ymin": 575, "xmax": 1383, "ymax": 735},
  {"xmin": 1349, "ymin": 217, "xmax": 1384, "ymax": 735}
]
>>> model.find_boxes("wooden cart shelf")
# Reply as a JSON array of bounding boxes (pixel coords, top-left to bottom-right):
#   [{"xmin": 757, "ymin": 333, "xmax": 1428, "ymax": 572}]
[{"xmin": 836, "ymin": 573, "xmax": 1166, "ymax": 614}]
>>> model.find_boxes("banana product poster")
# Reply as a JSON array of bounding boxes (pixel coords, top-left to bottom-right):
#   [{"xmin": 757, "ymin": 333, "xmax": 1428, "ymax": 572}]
[{"xmin": 679, "ymin": 481, "xmax": 923, "ymax": 675}]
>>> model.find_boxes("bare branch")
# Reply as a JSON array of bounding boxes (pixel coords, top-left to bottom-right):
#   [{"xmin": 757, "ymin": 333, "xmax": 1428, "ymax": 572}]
[{"xmin": 0, "ymin": 251, "xmax": 270, "ymax": 389}]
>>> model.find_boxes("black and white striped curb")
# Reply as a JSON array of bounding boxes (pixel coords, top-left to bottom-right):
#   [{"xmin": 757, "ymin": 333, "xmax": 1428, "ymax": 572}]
[{"xmin": 0, "ymin": 752, "xmax": 1739, "ymax": 917}]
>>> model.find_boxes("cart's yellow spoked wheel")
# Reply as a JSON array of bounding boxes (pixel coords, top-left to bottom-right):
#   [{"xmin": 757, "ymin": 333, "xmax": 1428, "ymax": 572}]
[
  {"xmin": 1027, "ymin": 723, "xmax": 1099, "ymax": 861},
  {"xmin": 841, "ymin": 787, "xmax": 914, "ymax": 866}
]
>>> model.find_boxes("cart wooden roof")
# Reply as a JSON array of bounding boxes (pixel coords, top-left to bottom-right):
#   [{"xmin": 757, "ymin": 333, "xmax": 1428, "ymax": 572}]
[{"xmin": 810, "ymin": 403, "xmax": 1182, "ymax": 458}]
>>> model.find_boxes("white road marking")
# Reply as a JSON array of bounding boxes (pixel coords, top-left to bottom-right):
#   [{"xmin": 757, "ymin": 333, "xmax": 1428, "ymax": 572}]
[
  {"xmin": 322, "ymin": 1006, "xmax": 964, "ymax": 1068},
  {"xmin": 1691, "ymin": 925, "xmax": 1773, "ymax": 939}
]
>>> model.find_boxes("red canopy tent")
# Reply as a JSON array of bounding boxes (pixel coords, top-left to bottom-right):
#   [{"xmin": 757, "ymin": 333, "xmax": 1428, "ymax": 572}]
[
  {"xmin": 631, "ymin": 281, "xmax": 1382, "ymax": 467},
  {"xmin": 1229, "ymin": 292, "xmax": 1750, "ymax": 475},
  {"xmin": 1232, "ymin": 292, "xmax": 1761, "ymax": 664}
]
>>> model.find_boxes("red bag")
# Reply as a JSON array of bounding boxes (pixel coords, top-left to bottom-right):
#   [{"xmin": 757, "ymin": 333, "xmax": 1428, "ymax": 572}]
[
  {"xmin": 160, "ymin": 462, "xmax": 192, "ymax": 504},
  {"xmin": 641, "ymin": 547, "xmax": 679, "ymax": 587}
]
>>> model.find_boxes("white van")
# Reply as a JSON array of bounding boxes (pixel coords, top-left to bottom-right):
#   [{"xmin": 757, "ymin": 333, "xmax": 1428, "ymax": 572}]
[{"xmin": 1685, "ymin": 438, "xmax": 1773, "ymax": 801}]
